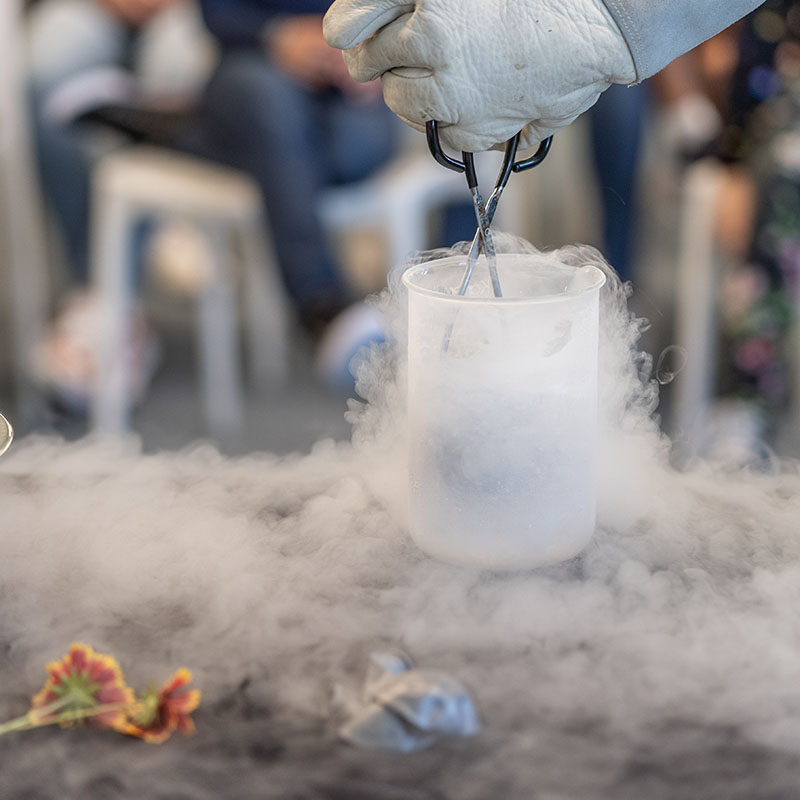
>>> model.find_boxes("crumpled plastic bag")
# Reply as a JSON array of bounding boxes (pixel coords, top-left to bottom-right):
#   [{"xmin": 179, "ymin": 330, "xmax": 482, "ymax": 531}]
[{"xmin": 339, "ymin": 650, "xmax": 480, "ymax": 753}]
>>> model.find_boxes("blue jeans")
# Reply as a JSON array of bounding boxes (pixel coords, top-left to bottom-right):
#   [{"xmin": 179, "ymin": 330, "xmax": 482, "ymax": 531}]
[
  {"xmin": 588, "ymin": 83, "xmax": 646, "ymax": 282},
  {"xmin": 33, "ymin": 108, "xmax": 95, "ymax": 283},
  {"xmin": 28, "ymin": 0, "xmax": 137, "ymax": 285},
  {"xmin": 179, "ymin": 52, "xmax": 399, "ymax": 329},
  {"xmin": 33, "ymin": 104, "xmax": 153, "ymax": 290}
]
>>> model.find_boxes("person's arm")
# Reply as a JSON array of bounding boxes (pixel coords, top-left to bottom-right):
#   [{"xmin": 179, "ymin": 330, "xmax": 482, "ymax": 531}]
[
  {"xmin": 99, "ymin": 0, "xmax": 183, "ymax": 28},
  {"xmin": 198, "ymin": 0, "xmax": 283, "ymax": 49},
  {"xmin": 200, "ymin": 0, "xmax": 372, "ymax": 95},
  {"xmin": 603, "ymin": 0, "xmax": 764, "ymax": 81}
]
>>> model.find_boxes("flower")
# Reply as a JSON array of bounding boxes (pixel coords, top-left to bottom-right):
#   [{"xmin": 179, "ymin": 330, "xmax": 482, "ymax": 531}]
[
  {"xmin": 0, "ymin": 644, "xmax": 199, "ymax": 744},
  {"xmin": 123, "ymin": 668, "xmax": 201, "ymax": 744},
  {"xmin": 29, "ymin": 642, "xmax": 135, "ymax": 731}
]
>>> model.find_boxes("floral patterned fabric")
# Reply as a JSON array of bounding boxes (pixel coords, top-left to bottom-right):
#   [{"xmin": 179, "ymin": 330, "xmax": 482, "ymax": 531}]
[{"xmin": 714, "ymin": 1, "xmax": 800, "ymax": 426}]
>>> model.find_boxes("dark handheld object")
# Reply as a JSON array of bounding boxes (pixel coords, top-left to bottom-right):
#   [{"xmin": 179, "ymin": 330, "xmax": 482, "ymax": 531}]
[
  {"xmin": 425, "ymin": 121, "xmax": 553, "ymax": 300},
  {"xmin": 425, "ymin": 120, "xmax": 552, "ymax": 192}
]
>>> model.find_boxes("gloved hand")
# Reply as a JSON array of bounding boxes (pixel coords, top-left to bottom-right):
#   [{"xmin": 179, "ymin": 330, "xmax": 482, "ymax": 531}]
[{"xmin": 323, "ymin": 0, "xmax": 637, "ymax": 152}]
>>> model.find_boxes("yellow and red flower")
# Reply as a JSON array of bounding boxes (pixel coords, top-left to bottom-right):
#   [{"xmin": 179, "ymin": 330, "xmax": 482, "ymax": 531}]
[
  {"xmin": 0, "ymin": 643, "xmax": 200, "ymax": 744},
  {"xmin": 29, "ymin": 642, "xmax": 135, "ymax": 731},
  {"xmin": 123, "ymin": 668, "xmax": 201, "ymax": 744}
]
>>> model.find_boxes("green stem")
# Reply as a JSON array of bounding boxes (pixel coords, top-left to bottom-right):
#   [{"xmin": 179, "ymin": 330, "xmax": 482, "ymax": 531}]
[
  {"xmin": 51, "ymin": 701, "xmax": 135, "ymax": 726},
  {"xmin": 0, "ymin": 714, "xmax": 35, "ymax": 736},
  {"xmin": 0, "ymin": 698, "xmax": 136, "ymax": 737},
  {"xmin": 0, "ymin": 695, "xmax": 72, "ymax": 736}
]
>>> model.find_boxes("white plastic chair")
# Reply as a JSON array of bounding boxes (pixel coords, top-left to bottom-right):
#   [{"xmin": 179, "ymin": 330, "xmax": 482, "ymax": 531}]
[
  {"xmin": 90, "ymin": 146, "xmax": 289, "ymax": 438},
  {"xmin": 319, "ymin": 142, "xmax": 518, "ymax": 271},
  {"xmin": 0, "ymin": 0, "xmax": 50, "ymax": 427},
  {"xmin": 89, "ymin": 128, "xmax": 519, "ymax": 440},
  {"xmin": 91, "ymin": 135, "xmax": 508, "ymax": 429}
]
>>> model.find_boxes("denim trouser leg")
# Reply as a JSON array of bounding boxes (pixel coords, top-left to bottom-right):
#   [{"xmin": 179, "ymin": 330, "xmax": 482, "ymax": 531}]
[
  {"xmin": 33, "ymin": 110, "xmax": 153, "ymax": 290},
  {"xmin": 322, "ymin": 91, "xmax": 399, "ymax": 186},
  {"xmin": 28, "ymin": 0, "xmax": 133, "ymax": 287},
  {"xmin": 588, "ymin": 83, "xmax": 646, "ymax": 282},
  {"xmin": 33, "ymin": 111, "xmax": 93, "ymax": 284},
  {"xmin": 179, "ymin": 52, "xmax": 397, "ymax": 326}
]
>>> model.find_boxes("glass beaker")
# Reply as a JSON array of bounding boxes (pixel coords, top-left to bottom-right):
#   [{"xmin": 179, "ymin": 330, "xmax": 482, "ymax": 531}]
[
  {"xmin": 402, "ymin": 253, "xmax": 606, "ymax": 569},
  {"xmin": 0, "ymin": 413, "xmax": 12, "ymax": 458}
]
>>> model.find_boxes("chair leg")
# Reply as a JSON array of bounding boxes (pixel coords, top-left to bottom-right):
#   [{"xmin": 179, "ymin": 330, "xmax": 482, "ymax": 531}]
[
  {"xmin": 673, "ymin": 159, "xmax": 725, "ymax": 447},
  {"xmin": 386, "ymin": 198, "xmax": 429, "ymax": 272},
  {"xmin": 196, "ymin": 224, "xmax": 245, "ymax": 439},
  {"xmin": 794, "ymin": 282, "xmax": 800, "ymax": 429},
  {"xmin": 90, "ymin": 185, "xmax": 135, "ymax": 436},
  {"xmin": 494, "ymin": 173, "xmax": 534, "ymax": 240},
  {"xmin": 238, "ymin": 218, "xmax": 289, "ymax": 392}
]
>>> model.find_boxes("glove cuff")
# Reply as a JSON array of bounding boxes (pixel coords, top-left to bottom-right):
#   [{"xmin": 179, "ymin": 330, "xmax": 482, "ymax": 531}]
[
  {"xmin": 590, "ymin": 0, "xmax": 638, "ymax": 84},
  {"xmin": 599, "ymin": 0, "xmax": 762, "ymax": 82}
]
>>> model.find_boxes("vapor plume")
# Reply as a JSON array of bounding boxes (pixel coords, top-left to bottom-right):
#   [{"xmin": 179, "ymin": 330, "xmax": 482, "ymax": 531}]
[{"xmin": 1, "ymin": 237, "xmax": 799, "ymax": 798}]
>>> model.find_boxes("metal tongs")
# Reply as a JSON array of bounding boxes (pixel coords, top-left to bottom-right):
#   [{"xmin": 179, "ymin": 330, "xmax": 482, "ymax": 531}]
[{"xmin": 426, "ymin": 121, "xmax": 552, "ymax": 298}]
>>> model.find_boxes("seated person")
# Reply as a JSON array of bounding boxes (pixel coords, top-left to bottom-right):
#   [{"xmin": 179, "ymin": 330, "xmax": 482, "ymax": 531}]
[
  {"xmin": 27, "ymin": 0, "xmax": 189, "ymax": 409},
  {"xmin": 29, "ymin": 0, "xmax": 397, "ymax": 408},
  {"xmin": 29, "ymin": 0, "xmax": 190, "ymax": 286},
  {"xmin": 183, "ymin": 0, "xmax": 399, "ymax": 338}
]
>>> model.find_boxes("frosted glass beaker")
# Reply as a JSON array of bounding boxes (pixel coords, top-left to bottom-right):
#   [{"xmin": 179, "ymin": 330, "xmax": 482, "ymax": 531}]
[{"xmin": 403, "ymin": 253, "xmax": 606, "ymax": 569}]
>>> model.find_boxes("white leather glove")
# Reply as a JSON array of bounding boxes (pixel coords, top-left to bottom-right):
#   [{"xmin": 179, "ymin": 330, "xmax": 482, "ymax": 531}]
[{"xmin": 323, "ymin": 0, "xmax": 637, "ymax": 152}]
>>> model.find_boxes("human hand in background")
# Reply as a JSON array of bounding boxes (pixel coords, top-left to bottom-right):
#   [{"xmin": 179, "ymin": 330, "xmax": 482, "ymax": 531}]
[
  {"xmin": 324, "ymin": 0, "xmax": 637, "ymax": 152},
  {"xmin": 270, "ymin": 15, "xmax": 381, "ymax": 99},
  {"xmin": 99, "ymin": 0, "xmax": 183, "ymax": 27}
]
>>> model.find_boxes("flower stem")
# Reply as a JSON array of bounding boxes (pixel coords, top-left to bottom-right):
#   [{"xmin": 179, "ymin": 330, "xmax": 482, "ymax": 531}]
[
  {"xmin": 0, "ymin": 698, "xmax": 135, "ymax": 737},
  {"xmin": 0, "ymin": 714, "xmax": 36, "ymax": 736},
  {"xmin": 52, "ymin": 701, "xmax": 134, "ymax": 725},
  {"xmin": 0, "ymin": 695, "xmax": 72, "ymax": 736}
]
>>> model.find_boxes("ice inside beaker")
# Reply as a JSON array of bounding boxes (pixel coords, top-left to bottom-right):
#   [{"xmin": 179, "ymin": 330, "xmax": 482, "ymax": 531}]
[{"xmin": 402, "ymin": 253, "xmax": 606, "ymax": 569}]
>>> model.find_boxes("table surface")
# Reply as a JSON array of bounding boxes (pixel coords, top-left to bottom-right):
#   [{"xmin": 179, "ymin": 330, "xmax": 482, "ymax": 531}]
[{"xmin": 1, "ymin": 438, "xmax": 799, "ymax": 799}]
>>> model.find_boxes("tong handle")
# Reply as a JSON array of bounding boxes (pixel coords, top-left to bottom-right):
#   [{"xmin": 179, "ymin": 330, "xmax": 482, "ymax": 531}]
[
  {"xmin": 426, "ymin": 120, "xmax": 466, "ymax": 173},
  {"xmin": 425, "ymin": 121, "xmax": 552, "ymax": 185},
  {"xmin": 512, "ymin": 136, "xmax": 553, "ymax": 172}
]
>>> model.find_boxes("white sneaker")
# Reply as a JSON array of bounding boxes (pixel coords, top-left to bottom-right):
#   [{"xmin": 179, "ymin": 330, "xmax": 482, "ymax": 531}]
[
  {"xmin": 315, "ymin": 302, "xmax": 386, "ymax": 395},
  {"xmin": 29, "ymin": 291, "xmax": 160, "ymax": 414},
  {"xmin": 702, "ymin": 400, "xmax": 768, "ymax": 468}
]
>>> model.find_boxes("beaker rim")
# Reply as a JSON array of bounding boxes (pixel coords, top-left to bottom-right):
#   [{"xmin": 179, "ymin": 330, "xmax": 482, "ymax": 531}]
[{"xmin": 401, "ymin": 253, "xmax": 607, "ymax": 305}]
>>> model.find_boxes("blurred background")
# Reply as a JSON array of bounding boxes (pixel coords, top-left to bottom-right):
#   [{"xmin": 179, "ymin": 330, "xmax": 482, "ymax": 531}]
[{"xmin": 2, "ymin": 0, "xmax": 800, "ymax": 462}]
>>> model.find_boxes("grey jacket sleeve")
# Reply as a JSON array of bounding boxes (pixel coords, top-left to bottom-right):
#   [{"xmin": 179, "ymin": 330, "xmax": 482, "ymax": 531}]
[{"xmin": 601, "ymin": 0, "xmax": 765, "ymax": 81}]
